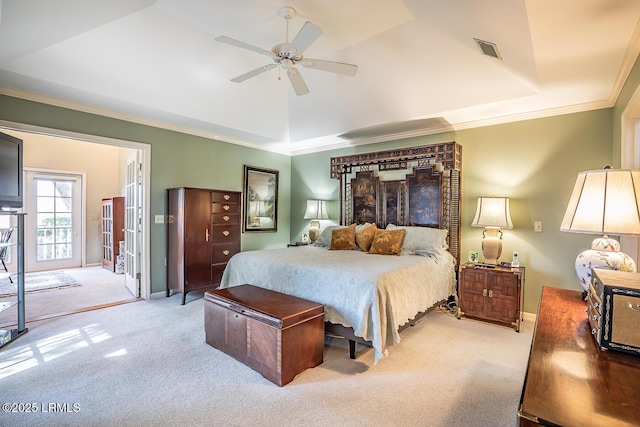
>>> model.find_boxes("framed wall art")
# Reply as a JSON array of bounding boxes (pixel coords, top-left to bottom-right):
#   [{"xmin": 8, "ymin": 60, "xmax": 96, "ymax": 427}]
[
  {"xmin": 405, "ymin": 167, "xmax": 443, "ymax": 227},
  {"xmin": 382, "ymin": 180, "xmax": 402, "ymax": 227},
  {"xmin": 351, "ymin": 171, "xmax": 379, "ymax": 225},
  {"xmin": 243, "ymin": 165, "xmax": 279, "ymax": 232}
]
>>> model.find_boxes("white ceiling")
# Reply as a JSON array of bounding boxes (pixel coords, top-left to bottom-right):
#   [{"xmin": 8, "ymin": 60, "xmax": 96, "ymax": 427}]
[{"xmin": 1, "ymin": 0, "xmax": 639, "ymax": 155}]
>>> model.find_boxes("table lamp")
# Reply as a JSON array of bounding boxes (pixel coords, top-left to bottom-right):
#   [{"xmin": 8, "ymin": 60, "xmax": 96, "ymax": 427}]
[
  {"xmin": 471, "ymin": 197, "xmax": 513, "ymax": 265},
  {"xmin": 304, "ymin": 200, "xmax": 329, "ymax": 243},
  {"xmin": 560, "ymin": 168, "xmax": 640, "ymax": 292}
]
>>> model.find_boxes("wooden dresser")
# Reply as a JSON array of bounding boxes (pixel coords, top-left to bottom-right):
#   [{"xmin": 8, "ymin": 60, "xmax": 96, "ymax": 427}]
[
  {"xmin": 457, "ymin": 264, "xmax": 524, "ymax": 331},
  {"xmin": 166, "ymin": 187, "xmax": 241, "ymax": 305},
  {"xmin": 518, "ymin": 286, "xmax": 640, "ymax": 426}
]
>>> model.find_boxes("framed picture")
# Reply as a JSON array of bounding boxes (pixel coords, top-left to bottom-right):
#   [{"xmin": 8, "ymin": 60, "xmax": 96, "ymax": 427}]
[
  {"xmin": 243, "ymin": 165, "xmax": 279, "ymax": 232},
  {"xmin": 382, "ymin": 181, "xmax": 402, "ymax": 227},
  {"xmin": 351, "ymin": 171, "xmax": 379, "ymax": 225},
  {"xmin": 405, "ymin": 167, "xmax": 443, "ymax": 227},
  {"xmin": 468, "ymin": 251, "xmax": 479, "ymax": 264}
]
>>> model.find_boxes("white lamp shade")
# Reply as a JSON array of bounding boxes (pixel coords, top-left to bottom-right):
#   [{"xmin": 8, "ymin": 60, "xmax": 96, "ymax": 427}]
[
  {"xmin": 560, "ymin": 169, "xmax": 640, "ymax": 235},
  {"xmin": 303, "ymin": 200, "xmax": 329, "ymax": 220},
  {"xmin": 560, "ymin": 168, "xmax": 640, "ymax": 292},
  {"xmin": 471, "ymin": 197, "xmax": 513, "ymax": 229}
]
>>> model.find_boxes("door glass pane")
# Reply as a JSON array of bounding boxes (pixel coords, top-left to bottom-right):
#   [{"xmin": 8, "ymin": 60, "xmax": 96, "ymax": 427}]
[
  {"xmin": 35, "ymin": 179, "xmax": 75, "ymax": 261},
  {"xmin": 37, "ymin": 180, "xmax": 55, "ymax": 196},
  {"xmin": 55, "ymin": 197, "xmax": 72, "ymax": 213}
]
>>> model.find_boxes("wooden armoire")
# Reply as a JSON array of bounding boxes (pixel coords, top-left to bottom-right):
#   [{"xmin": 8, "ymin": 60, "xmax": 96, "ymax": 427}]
[
  {"xmin": 166, "ymin": 187, "xmax": 241, "ymax": 305},
  {"xmin": 101, "ymin": 197, "xmax": 125, "ymax": 272}
]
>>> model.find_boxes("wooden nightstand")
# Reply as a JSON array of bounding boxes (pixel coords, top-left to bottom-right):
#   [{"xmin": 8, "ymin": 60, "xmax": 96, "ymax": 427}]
[
  {"xmin": 287, "ymin": 242, "xmax": 309, "ymax": 247},
  {"xmin": 457, "ymin": 263, "xmax": 524, "ymax": 332}
]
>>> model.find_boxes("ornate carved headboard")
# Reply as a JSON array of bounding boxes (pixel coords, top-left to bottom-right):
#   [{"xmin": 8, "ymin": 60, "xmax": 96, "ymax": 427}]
[{"xmin": 330, "ymin": 142, "xmax": 462, "ymax": 265}]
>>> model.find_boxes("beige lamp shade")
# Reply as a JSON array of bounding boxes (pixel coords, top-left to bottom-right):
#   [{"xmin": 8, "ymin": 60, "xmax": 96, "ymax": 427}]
[
  {"xmin": 471, "ymin": 197, "xmax": 513, "ymax": 229},
  {"xmin": 560, "ymin": 168, "xmax": 640, "ymax": 291},
  {"xmin": 471, "ymin": 197, "xmax": 513, "ymax": 265},
  {"xmin": 303, "ymin": 200, "xmax": 329, "ymax": 220},
  {"xmin": 304, "ymin": 200, "xmax": 329, "ymax": 243},
  {"xmin": 560, "ymin": 169, "xmax": 640, "ymax": 235}
]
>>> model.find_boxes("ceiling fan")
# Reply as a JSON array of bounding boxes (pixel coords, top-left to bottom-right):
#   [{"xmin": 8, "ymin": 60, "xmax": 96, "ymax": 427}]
[{"xmin": 215, "ymin": 6, "xmax": 358, "ymax": 96}]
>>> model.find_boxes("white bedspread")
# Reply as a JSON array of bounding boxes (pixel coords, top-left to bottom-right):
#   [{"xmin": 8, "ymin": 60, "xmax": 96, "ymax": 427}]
[{"xmin": 220, "ymin": 246, "xmax": 456, "ymax": 362}]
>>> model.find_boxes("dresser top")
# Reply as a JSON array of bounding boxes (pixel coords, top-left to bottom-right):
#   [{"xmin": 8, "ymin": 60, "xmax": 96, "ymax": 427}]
[{"xmin": 519, "ymin": 286, "xmax": 640, "ymax": 426}]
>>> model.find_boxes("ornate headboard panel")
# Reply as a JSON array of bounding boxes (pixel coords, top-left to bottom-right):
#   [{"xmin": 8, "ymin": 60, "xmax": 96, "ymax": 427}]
[{"xmin": 330, "ymin": 142, "xmax": 462, "ymax": 265}]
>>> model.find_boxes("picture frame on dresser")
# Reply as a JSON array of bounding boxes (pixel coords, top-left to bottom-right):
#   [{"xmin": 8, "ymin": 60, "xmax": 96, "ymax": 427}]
[{"xmin": 243, "ymin": 165, "xmax": 279, "ymax": 232}]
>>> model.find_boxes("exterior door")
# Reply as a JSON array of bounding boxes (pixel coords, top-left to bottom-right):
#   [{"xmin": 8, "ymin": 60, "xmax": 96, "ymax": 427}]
[
  {"xmin": 124, "ymin": 154, "xmax": 141, "ymax": 297},
  {"xmin": 25, "ymin": 170, "xmax": 82, "ymax": 272}
]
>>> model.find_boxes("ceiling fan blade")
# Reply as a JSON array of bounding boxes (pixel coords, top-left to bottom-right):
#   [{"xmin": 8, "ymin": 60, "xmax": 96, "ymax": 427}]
[
  {"xmin": 215, "ymin": 36, "xmax": 276, "ymax": 59},
  {"xmin": 230, "ymin": 64, "xmax": 277, "ymax": 83},
  {"xmin": 286, "ymin": 66, "xmax": 309, "ymax": 96},
  {"xmin": 290, "ymin": 21, "xmax": 323, "ymax": 52},
  {"xmin": 301, "ymin": 58, "xmax": 358, "ymax": 76}
]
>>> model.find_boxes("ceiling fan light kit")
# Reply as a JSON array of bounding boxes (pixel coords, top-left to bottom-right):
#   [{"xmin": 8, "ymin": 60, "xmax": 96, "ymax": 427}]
[{"xmin": 215, "ymin": 6, "xmax": 358, "ymax": 96}]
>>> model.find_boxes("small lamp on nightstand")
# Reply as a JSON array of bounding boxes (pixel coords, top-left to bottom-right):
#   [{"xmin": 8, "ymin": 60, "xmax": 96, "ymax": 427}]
[
  {"xmin": 304, "ymin": 200, "xmax": 329, "ymax": 243},
  {"xmin": 471, "ymin": 197, "xmax": 513, "ymax": 265},
  {"xmin": 560, "ymin": 168, "xmax": 640, "ymax": 292}
]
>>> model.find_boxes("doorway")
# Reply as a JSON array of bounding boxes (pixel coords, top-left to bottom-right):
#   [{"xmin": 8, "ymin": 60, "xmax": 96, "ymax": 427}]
[{"xmin": 0, "ymin": 123, "xmax": 150, "ymax": 325}]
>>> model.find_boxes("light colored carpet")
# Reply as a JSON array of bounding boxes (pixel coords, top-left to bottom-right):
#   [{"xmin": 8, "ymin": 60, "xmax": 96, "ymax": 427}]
[
  {"xmin": 0, "ymin": 266, "xmax": 136, "ymax": 327},
  {"xmin": 0, "ymin": 294, "xmax": 534, "ymax": 427}
]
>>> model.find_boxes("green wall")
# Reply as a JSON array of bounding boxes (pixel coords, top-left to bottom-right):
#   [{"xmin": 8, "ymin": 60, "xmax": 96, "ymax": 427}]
[
  {"xmin": 0, "ymin": 95, "xmax": 291, "ymax": 294},
  {"xmin": 3, "ymin": 47, "xmax": 640, "ymax": 311},
  {"xmin": 291, "ymin": 110, "xmax": 613, "ymax": 314}
]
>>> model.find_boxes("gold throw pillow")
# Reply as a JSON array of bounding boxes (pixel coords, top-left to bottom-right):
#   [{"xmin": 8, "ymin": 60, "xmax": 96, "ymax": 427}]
[
  {"xmin": 355, "ymin": 223, "xmax": 377, "ymax": 252},
  {"xmin": 368, "ymin": 228, "xmax": 406, "ymax": 255},
  {"xmin": 330, "ymin": 224, "xmax": 357, "ymax": 250}
]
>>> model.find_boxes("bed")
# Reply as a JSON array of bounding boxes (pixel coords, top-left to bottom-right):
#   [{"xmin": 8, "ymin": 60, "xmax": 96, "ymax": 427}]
[
  {"xmin": 222, "ymin": 142, "xmax": 462, "ymax": 363},
  {"xmin": 220, "ymin": 226, "xmax": 457, "ymax": 362}
]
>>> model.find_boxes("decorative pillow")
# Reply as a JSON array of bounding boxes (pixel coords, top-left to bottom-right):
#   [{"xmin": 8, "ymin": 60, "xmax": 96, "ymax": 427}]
[
  {"xmin": 386, "ymin": 224, "xmax": 448, "ymax": 255},
  {"xmin": 355, "ymin": 223, "xmax": 377, "ymax": 252},
  {"xmin": 330, "ymin": 224, "xmax": 357, "ymax": 250},
  {"xmin": 313, "ymin": 225, "xmax": 341, "ymax": 247},
  {"xmin": 355, "ymin": 222, "xmax": 372, "ymax": 234},
  {"xmin": 368, "ymin": 228, "xmax": 406, "ymax": 255}
]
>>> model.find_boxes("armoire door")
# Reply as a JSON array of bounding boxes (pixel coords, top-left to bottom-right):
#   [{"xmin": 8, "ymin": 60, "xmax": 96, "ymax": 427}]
[{"xmin": 184, "ymin": 189, "xmax": 212, "ymax": 289}]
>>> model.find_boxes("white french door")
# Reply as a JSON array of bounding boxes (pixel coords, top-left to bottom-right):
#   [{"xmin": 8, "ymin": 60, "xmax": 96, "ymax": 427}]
[
  {"xmin": 124, "ymin": 153, "xmax": 141, "ymax": 297},
  {"xmin": 24, "ymin": 170, "xmax": 82, "ymax": 272}
]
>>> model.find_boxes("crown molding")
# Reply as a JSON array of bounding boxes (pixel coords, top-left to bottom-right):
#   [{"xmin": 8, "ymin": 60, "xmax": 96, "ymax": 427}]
[{"xmin": 0, "ymin": 86, "xmax": 292, "ymax": 156}]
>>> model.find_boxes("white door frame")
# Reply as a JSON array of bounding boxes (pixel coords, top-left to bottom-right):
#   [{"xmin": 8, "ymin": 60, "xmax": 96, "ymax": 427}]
[
  {"xmin": 0, "ymin": 120, "xmax": 152, "ymax": 300},
  {"xmin": 620, "ymin": 86, "xmax": 640, "ymax": 265}
]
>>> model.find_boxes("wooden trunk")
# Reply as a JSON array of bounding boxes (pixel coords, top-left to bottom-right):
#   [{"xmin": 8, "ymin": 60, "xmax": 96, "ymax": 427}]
[{"xmin": 204, "ymin": 285, "xmax": 324, "ymax": 386}]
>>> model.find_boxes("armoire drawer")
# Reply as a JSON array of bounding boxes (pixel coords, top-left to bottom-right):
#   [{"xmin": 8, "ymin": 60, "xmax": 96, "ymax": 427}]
[{"xmin": 212, "ymin": 242, "xmax": 240, "ymax": 264}]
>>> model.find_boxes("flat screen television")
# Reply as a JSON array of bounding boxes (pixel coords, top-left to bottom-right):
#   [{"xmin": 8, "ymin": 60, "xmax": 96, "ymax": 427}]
[{"xmin": 0, "ymin": 131, "xmax": 23, "ymax": 210}]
